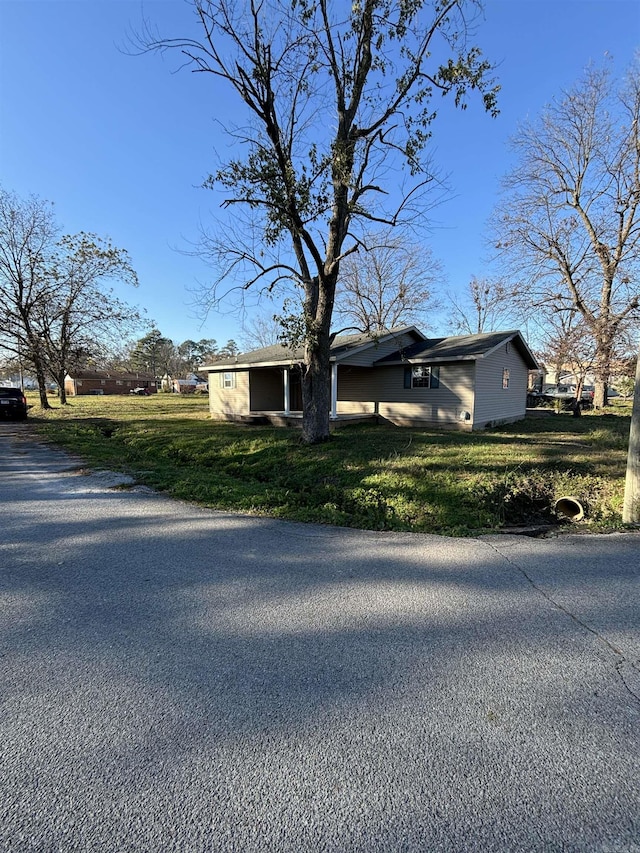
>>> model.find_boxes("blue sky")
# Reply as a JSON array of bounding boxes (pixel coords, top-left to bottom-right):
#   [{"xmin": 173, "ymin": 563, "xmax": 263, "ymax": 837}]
[{"xmin": 1, "ymin": 0, "xmax": 638, "ymax": 350}]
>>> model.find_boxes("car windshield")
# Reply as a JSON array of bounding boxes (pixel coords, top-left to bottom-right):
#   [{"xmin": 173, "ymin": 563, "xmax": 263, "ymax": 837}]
[{"xmin": 0, "ymin": 388, "xmax": 21, "ymax": 397}]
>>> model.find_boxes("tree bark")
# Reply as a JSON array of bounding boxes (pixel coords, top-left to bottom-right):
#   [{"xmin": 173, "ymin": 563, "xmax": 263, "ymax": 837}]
[
  {"xmin": 592, "ymin": 336, "xmax": 613, "ymax": 408},
  {"xmin": 301, "ymin": 328, "xmax": 332, "ymax": 444},
  {"xmin": 593, "ymin": 379, "xmax": 607, "ymax": 410},
  {"xmin": 34, "ymin": 359, "xmax": 51, "ymax": 409},
  {"xmin": 57, "ymin": 370, "xmax": 68, "ymax": 404},
  {"xmin": 302, "ymin": 349, "xmax": 331, "ymax": 444}
]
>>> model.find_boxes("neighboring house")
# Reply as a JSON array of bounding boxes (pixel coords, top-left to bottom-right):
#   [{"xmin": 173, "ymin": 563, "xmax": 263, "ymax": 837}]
[
  {"xmin": 202, "ymin": 327, "xmax": 539, "ymax": 430},
  {"xmin": 161, "ymin": 373, "xmax": 208, "ymax": 394},
  {"xmin": 174, "ymin": 379, "xmax": 196, "ymax": 394},
  {"xmin": 64, "ymin": 370, "xmax": 157, "ymax": 396},
  {"xmin": 543, "ymin": 368, "xmax": 597, "ymax": 388},
  {"xmin": 0, "ymin": 375, "xmax": 37, "ymax": 390}
]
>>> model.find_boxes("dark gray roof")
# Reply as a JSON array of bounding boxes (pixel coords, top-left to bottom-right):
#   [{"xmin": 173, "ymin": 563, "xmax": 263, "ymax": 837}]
[
  {"xmin": 205, "ymin": 341, "xmax": 303, "ymax": 368},
  {"xmin": 375, "ymin": 330, "xmax": 539, "ymax": 369},
  {"xmin": 202, "ymin": 326, "xmax": 422, "ymax": 369},
  {"xmin": 203, "ymin": 328, "xmax": 538, "ymax": 371}
]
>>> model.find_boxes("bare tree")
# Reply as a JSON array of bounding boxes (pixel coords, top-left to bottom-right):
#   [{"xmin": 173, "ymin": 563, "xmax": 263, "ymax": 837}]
[
  {"xmin": 447, "ymin": 276, "xmax": 517, "ymax": 334},
  {"xmin": 0, "ymin": 189, "xmax": 143, "ymax": 406},
  {"xmin": 240, "ymin": 312, "xmax": 283, "ymax": 351},
  {"xmin": 137, "ymin": 0, "xmax": 498, "ymax": 443},
  {"xmin": 38, "ymin": 232, "xmax": 141, "ymax": 403},
  {"xmin": 534, "ymin": 309, "xmax": 596, "ymax": 401},
  {"xmin": 333, "ymin": 230, "xmax": 442, "ymax": 333},
  {"xmin": 494, "ymin": 58, "xmax": 640, "ymax": 409},
  {"xmin": 0, "ymin": 189, "xmax": 58, "ymax": 408}
]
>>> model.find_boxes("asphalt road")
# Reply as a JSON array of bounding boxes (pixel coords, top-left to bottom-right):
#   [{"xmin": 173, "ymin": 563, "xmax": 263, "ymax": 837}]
[{"xmin": 1, "ymin": 422, "xmax": 639, "ymax": 853}]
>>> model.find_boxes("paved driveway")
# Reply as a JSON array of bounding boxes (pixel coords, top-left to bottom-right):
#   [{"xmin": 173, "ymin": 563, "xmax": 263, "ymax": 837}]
[{"xmin": 1, "ymin": 423, "xmax": 639, "ymax": 852}]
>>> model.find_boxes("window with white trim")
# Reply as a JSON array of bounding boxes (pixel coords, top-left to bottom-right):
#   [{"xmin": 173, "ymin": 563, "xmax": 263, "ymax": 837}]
[
  {"xmin": 220, "ymin": 372, "xmax": 236, "ymax": 389},
  {"xmin": 502, "ymin": 368, "xmax": 510, "ymax": 389},
  {"xmin": 404, "ymin": 365, "xmax": 440, "ymax": 389}
]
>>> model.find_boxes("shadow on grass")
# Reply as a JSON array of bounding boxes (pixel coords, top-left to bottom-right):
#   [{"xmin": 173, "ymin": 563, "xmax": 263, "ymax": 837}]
[{"xmin": 30, "ymin": 410, "xmax": 631, "ymax": 535}]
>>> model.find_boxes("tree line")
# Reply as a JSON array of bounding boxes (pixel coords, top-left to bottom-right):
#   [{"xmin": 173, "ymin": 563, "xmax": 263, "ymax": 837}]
[{"xmin": 120, "ymin": 329, "xmax": 239, "ymax": 381}]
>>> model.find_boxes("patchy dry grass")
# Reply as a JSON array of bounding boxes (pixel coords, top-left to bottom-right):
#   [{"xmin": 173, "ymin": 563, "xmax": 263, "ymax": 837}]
[{"xmin": 28, "ymin": 393, "xmax": 632, "ymax": 535}]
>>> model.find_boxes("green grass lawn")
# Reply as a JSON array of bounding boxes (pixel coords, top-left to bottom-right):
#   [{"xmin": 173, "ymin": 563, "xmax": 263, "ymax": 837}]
[{"xmin": 28, "ymin": 392, "xmax": 633, "ymax": 536}]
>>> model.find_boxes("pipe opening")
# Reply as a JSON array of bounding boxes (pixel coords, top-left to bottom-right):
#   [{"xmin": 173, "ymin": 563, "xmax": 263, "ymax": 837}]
[{"xmin": 554, "ymin": 496, "xmax": 584, "ymax": 522}]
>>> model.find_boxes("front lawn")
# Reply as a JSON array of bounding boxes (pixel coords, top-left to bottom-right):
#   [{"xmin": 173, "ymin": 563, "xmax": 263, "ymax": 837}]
[{"xmin": 29, "ymin": 393, "xmax": 632, "ymax": 535}]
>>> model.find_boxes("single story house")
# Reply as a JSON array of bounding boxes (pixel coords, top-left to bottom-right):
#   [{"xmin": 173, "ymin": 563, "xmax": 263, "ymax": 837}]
[
  {"xmin": 161, "ymin": 373, "xmax": 209, "ymax": 394},
  {"xmin": 202, "ymin": 326, "xmax": 539, "ymax": 430},
  {"xmin": 64, "ymin": 370, "xmax": 157, "ymax": 396}
]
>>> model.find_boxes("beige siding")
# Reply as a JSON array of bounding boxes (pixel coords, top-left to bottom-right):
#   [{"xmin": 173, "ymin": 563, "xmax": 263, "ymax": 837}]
[
  {"xmin": 336, "ymin": 401, "xmax": 376, "ymax": 414},
  {"xmin": 339, "ymin": 332, "xmax": 420, "ymax": 367},
  {"xmin": 337, "ymin": 366, "xmax": 381, "ymax": 401},
  {"xmin": 378, "ymin": 403, "xmax": 471, "ymax": 428},
  {"xmin": 338, "ymin": 364, "xmax": 475, "ymax": 426},
  {"xmin": 208, "ymin": 370, "xmax": 250, "ymax": 418},
  {"xmin": 473, "ymin": 343, "xmax": 528, "ymax": 427},
  {"xmin": 380, "ymin": 364, "xmax": 474, "ymax": 426}
]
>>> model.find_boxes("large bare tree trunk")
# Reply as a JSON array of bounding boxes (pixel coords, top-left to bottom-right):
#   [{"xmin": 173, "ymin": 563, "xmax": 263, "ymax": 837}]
[
  {"xmin": 299, "ymin": 273, "xmax": 336, "ymax": 443},
  {"xmin": 56, "ymin": 370, "xmax": 68, "ymax": 404},
  {"xmin": 593, "ymin": 381, "xmax": 608, "ymax": 410},
  {"xmin": 34, "ymin": 360, "xmax": 51, "ymax": 410},
  {"xmin": 593, "ymin": 338, "xmax": 613, "ymax": 409},
  {"xmin": 301, "ymin": 348, "xmax": 331, "ymax": 443}
]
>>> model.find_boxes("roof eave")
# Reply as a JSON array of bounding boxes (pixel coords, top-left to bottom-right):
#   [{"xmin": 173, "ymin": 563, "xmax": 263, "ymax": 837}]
[
  {"xmin": 204, "ymin": 358, "xmax": 303, "ymax": 371},
  {"xmin": 378, "ymin": 354, "xmax": 478, "ymax": 366},
  {"xmin": 330, "ymin": 325, "xmax": 426, "ymax": 362}
]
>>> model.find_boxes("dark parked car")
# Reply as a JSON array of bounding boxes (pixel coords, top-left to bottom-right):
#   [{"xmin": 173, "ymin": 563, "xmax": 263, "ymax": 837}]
[{"xmin": 0, "ymin": 387, "xmax": 28, "ymax": 420}]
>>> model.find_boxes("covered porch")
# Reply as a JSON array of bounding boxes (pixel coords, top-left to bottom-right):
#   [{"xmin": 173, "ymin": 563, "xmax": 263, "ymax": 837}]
[{"xmin": 249, "ymin": 363, "xmax": 346, "ymax": 420}]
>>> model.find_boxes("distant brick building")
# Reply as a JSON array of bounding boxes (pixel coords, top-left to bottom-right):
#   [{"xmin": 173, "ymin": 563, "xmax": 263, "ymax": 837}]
[{"xmin": 64, "ymin": 370, "xmax": 158, "ymax": 397}]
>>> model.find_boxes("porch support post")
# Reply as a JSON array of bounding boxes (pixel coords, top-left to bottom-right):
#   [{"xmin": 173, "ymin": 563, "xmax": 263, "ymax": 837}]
[
  {"xmin": 283, "ymin": 367, "xmax": 290, "ymax": 415},
  {"xmin": 330, "ymin": 362, "xmax": 338, "ymax": 420}
]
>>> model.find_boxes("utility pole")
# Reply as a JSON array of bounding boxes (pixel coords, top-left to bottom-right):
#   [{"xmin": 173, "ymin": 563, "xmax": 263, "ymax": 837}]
[{"xmin": 622, "ymin": 343, "xmax": 640, "ymax": 524}]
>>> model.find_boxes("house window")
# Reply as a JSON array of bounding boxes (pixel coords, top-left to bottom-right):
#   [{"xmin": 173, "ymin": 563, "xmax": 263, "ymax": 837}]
[
  {"xmin": 404, "ymin": 365, "xmax": 440, "ymax": 389},
  {"xmin": 502, "ymin": 368, "xmax": 510, "ymax": 389},
  {"xmin": 101, "ymin": 379, "xmax": 106, "ymax": 385},
  {"xmin": 77, "ymin": 380, "xmax": 83, "ymax": 387},
  {"xmin": 116, "ymin": 380, "xmax": 123, "ymax": 385},
  {"xmin": 220, "ymin": 372, "xmax": 236, "ymax": 390}
]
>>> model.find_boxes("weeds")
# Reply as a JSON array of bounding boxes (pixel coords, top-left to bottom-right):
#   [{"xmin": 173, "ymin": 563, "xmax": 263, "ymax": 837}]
[{"xmin": 29, "ymin": 393, "xmax": 631, "ymax": 536}]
